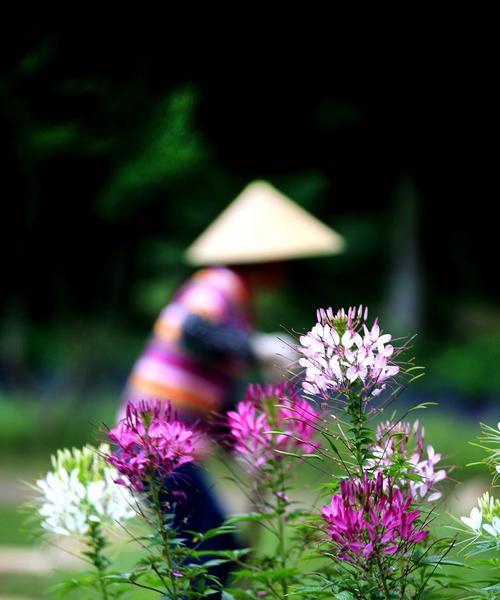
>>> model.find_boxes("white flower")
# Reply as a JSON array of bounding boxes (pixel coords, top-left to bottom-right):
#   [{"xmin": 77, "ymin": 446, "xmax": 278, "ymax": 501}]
[
  {"xmin": 482, "ymin": 516, "xmax": 500, "ymax": 537},
  {"xmin": 35, "ymin": 444, "xmax": 135, "ymax": 537},
  {"xmin": 298, "ymin": 307, "xmax": 401, "ymax": 398},
  {"xmin": 460, "ymin": 507, "xmax": 483, "ymax": 533}
]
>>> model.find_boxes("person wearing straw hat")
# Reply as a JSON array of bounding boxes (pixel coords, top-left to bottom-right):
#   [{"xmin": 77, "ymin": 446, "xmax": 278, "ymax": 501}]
[{"xmin": 120, "ymin": 180, "xmax": 345, "ymax": 585}]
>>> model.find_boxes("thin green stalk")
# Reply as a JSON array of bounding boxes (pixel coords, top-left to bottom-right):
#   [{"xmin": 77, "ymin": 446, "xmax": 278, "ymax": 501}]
[
  {"xmin": 376, "ymin": 554, "xmax": 391, "ymax": 600},
  {"xmin": 273, "ymin": 457, "xmax": 289, "ymax": 597},
  {"xmin": 150, "ymin": 481, "xmax": 179, "ymax": 600},
  {"xmin": 266, "ymin": 397, "xmax": 290, "ymax": 596},
  {"xmin": 87, "ymin": 520, "xmax": 110, "ymax": 600},
  {"xmin": 347, "ymin": 392, "xmax": 368, "ymax": 477}
]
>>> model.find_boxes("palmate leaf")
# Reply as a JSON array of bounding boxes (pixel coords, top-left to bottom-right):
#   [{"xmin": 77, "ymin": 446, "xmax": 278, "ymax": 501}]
[
  {"xmin": 481, "ymin": 583, "xmax": 500, "ymax": 594},
  {"xmin": 465, "ymin": 539, "xmax": 498, "ymax": 557},
  {"xmin": 193, "ymin": 549, "xmax": 251, "ymax": 561},
  {"xmin": 456, "ymin": 582, "xmax": 500, "ymax": 600},
  {"xmin": 413, "ymin": 555, "xmax": 471, "ymax": 568},
  {"xmin": 289, "ymin": 587, "xmax": 347, "ymax": 598},
  {"xmin": 275, "ymin": 448, "xmax": 325, "ymax": 460},
  {"xmin": 186, "ymin": 523, "xmax": 237, "ymax": 543},
  {"xmin": 190, "ymin": 557, "xmax": 233, "ymax": 568},
  {"xmin": 226, "ymin": 512, "xmax": 276, "ymax": 525},
  {"xmin": 233, "ymin": 567, "xmax": 298, "ymax": 583},
  {"xmin": 103, "ymin": 574, "xmax": 135, "ymax": 583},
  {"xmin": 53, "ymin": 574, "xmax": 99, "ymax": 595},
  {"xmin": 407, "ymin": 401, "xmax": 438, "ymax": 413},
  {"xmin": 286, "ymin": 508, "xmax": 310, "ymax": 520},
  {"xmin": 222, "ymin": 589, "xmax": 255, "ymax": 599},
  {"xmin": 52, "ymin": 571, "xmax": 128, "ymax": 598},
  {"xmin": 472, "ymin": 557, "xmax": 500, "ymax": 566}
]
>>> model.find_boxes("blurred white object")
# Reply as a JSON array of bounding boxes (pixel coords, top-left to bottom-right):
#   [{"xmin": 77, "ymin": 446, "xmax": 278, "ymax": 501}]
[{"xmin": 251, "ymin": 332, "xmax": 297, "ymax": 378}]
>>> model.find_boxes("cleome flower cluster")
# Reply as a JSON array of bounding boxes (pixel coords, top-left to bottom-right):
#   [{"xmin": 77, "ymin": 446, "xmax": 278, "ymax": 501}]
[
  {"xmin": 107, "ymin": 400, "xmax": 198, "ymax": 491},
  {"xmin": 367, "ymin": 420, "xmax": 447, "ymax": 502},
  {"xmin": 461, "ymin": 492, "xmax": 500, "ymax": 538},
  {"xmin": 35, "ymin": 444, "xmax": 135, "ymax": 537},
  {"xmin": 227, "ymin": 382, "xmax": 319, "ymax": 473},
  {"xmin": 322, "ymin": 472, "xmax": 428, "ymax": 563},
  {"xmin": 298, "ymin": 305, "xmax": 401, "ymax": 399}
]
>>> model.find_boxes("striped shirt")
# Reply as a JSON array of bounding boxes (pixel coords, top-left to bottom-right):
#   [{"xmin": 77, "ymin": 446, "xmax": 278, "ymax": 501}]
[{"xmin": 121, "ymin": 267, "xmax": 253, "ymax": 425}]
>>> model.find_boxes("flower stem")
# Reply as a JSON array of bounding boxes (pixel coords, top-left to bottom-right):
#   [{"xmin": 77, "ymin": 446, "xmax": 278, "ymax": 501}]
[
  {"xmin": 87, "ymin": 520, "xmax": 110, "ymax": 600},
  {"xmin": 151, "ymin": 481, "xmax": 179, "ymax": 600},
  {"xmin": 376, "ymin": 554, "xmax": 391, "ymax": 600},
  {"xmin": 273, "ymin": 459, "xmax": 289, "ymax": 597},
  {"xmin": 347, "ymin": 392, "xmax": 369, "ymax": 477}
]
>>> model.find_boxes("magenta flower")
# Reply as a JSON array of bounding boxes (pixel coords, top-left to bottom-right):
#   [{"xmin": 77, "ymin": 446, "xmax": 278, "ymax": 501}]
[
  {"xmin": 368, "ymin": 420, "xmax": 447, "ymax": 502},
  {"xmin": 322, "ymin": 473, "xmax": 428, "ymax": 563},
  {"xmin": 107, "ymin": 400, "xmax": 198, "ymax": 491},
  {"xmin": 298, "ymin": 306, "xmax": 402, "ymax": 400},
  {"xmin": 227, "ymin": 399, "xmax": 273, "ymax": 470},
  {"xmin": 227, "ymin": 383, "xmax": 319, "ymax": 472}
]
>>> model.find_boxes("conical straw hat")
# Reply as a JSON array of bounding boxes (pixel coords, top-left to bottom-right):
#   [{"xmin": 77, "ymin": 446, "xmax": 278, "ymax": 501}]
[{"xmin": 185, "ymin": 180, "xmax": 345, "ymax": 265}]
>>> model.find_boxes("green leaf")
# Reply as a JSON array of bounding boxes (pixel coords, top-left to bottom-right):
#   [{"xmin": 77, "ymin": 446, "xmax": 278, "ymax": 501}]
[
  {"xmin": 187, "ymin": 524, "xmax": 237, "ymax": 542},
  {"xmin": 407, "ymin": 401, "xmax": 438, "ymax": 412},
  {"xmin": 226, "ymin": 512, "xmax": 275, "ymax": 524},
  {"xmin": 414, "ymin": 555, "xmax": 471, "ymax": 568}
]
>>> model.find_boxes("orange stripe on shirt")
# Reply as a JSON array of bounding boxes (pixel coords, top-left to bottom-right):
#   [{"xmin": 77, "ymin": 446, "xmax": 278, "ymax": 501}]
[{"xmin": 129, "ymin": 374, "xmax": 220, "ymax": 411}]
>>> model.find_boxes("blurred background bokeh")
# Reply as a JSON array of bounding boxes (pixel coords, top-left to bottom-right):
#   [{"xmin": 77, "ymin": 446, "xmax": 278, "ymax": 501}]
[{"xmin": 0, "ymin": 32, "xmax": 498, "ymax": 597}]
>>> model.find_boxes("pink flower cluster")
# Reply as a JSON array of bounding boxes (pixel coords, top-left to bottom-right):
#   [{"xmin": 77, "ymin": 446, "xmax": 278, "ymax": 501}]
[
  {"xmin": 298, "ymin": 306, "xmax": 400, "ymax": 399},
  {"xmin": 368, "ymin": 420, "xmax": 447, "ymax": 502},
  {"xmin": 322, "ymin": 472, "xmax": 428, "ymax": 563},
  {"xmin": 227, "ymin": 383, "xmax": 319, "ymax": 472},
  {"xmin": 107, "ymin": 400, "xmax": 197, "ymax": 491}
]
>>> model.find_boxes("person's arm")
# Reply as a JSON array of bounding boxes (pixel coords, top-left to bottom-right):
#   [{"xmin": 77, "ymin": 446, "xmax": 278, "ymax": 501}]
[
  {"xmin": 182, "ymin": 313, "xmax": 298, "ymax": 373},
  {"xmin": 182, "ymin": 313, "xmax": 256, "ymax": 362}
]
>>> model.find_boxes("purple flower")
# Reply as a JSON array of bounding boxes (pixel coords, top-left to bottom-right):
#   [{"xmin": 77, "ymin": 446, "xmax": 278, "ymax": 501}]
[
  {"xmin": 107, "ymin": 400, "xmax": 198, "ymax": 491},
  {"xmin": 322, "ymin": 473, "xmax": 428, "ymax": 563},
  {"xmin": 368, "ymin": 420, "xmax": 447, "ymax": 502},
  {"xmin": 227, "ymin": 383, "xmax": 320, "ymax": 473},
  {"xmin": 298, "ymin": 306, "xmax": 402, "ymax": 400}
]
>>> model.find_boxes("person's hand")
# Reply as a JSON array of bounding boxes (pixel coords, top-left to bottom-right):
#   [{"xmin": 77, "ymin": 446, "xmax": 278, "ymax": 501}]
[{"xmin": 250, "ymin": 332, "xmax": 298, "ymax": 375}]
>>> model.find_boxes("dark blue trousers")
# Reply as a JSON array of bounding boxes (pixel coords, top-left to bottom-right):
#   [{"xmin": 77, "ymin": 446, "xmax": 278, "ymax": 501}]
[{"xmin": 163, "ymin": 462, "xmax": 241, "ymax": 589}]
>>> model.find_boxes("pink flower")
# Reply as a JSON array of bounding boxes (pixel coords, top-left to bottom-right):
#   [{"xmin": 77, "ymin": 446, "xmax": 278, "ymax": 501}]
[
  {"xmin": 322, "ymin": 473, "xmax": 428, "ymax": 563},
  {"xmin": 227, "ymin": 383, "xmax": 320, "ymax": 472},
  {"xmin": 298, "ymin": 306, "xmax": 402, "ymax": 400},
  {"xmin": 367, "ymin": 420, "xmax": 447, "ymax": 502},
  {"xmin": 412, "ymin": 445, "xmax": 447, "ymax": 502},
  {"xmin": 227, "ymin": 399, "xmax": 273, "ymax": 470},
  {"xmin": 107, "ymin": 400, "xmax": 198, "ymax": 491}
]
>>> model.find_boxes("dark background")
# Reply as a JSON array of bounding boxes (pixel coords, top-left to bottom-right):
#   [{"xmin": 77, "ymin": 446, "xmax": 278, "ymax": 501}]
[{"xmin": 1, "ymin": 32, "xmax": 498, "ymax": 410}]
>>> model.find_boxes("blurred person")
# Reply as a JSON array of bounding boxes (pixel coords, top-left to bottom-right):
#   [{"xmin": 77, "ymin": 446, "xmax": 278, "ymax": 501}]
[{"xmin": 120, "ymin": 180, "xmax": 345, "ymax": 585}]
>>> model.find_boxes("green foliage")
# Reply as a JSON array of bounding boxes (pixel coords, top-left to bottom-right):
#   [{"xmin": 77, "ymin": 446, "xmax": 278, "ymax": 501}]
[
  {"xmin": 429, "ymin": 332, "xmax": 500, "ymax": 394},
  {"xmin": 97, "ymin": 86, "xmax": 208, "ymax": 219},
  {"xmin": 0, "ymin": 393, "xmax": 116, "ymax": 456},
  {"xmin": 468, "ymin": 421, "xmax": 500, "ymax": 484}
]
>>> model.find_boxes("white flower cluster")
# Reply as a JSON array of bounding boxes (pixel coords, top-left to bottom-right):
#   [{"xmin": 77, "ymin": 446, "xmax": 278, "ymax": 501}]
[
  {"xmin": 298, "ymin": 306, "xmax": 399, "ymax": 397},
  {"xmin": 35, "ymin": 444, "xmax": 135, "ymax": 536},
  {"xmin": 461, "ymin": 492, "xmax": 500, "ymax": 537}
]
